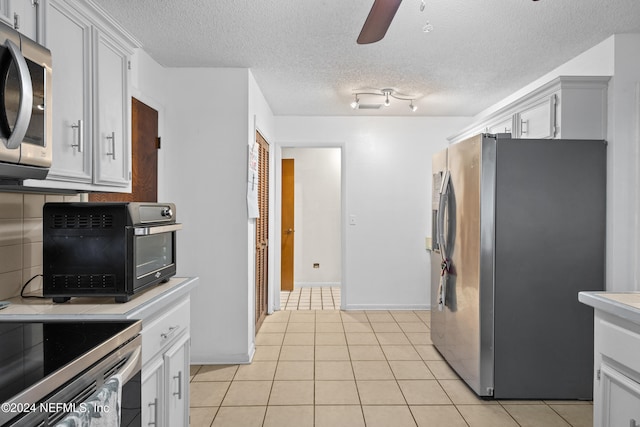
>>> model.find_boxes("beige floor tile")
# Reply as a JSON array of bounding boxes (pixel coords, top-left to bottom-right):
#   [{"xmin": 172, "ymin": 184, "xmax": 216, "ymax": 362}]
[
  {"xmin": 457, "ymin": 404, "xmax": 520, "ymax": 427},
  {"xmin": 316, "ymin": 312, "xmax": 342, "ymax": 322},
  {"xmin": 345, "ymin": 332, "xmax": 379, "ymax": 345},
  {"xmin": 315, "ymin": 332, "xmax": 347, "ymax": 345},
  {"xmin": 315, "ymin": 322, "xmax": 344, "ymax": 332},
  {"xmin": 398, "ymin": 322, "xmax": 429, "ymax": 333},
  {"xmin": 286, "ymin": 322, "xmax": 315, "ymax": 333},
  {"xmin": 348, "ymin": 345, "xmax": 386, "ymax": 361},
  {"xmin": 263, "ymin": 406, "xmax": 314, "ymax": 427},
  {"xmin": 548, "ymin": 404, "xmax": 593, "ymax": 427},
  {"xmin": 389, "ymin": 361, "xmax": 434, "ymax": 380},
  {"xmin": 211, "ymin": 406, "xmax": 266, "ymax": 427},
  {"xmin": 279, "ymin": 345, "xmax": 315, "ymax": 361},
  {"xmin": 315, "ymin": 345, "xmax": 350, "ymax": 360},
  {"xmin": 398, "ymin": 379, "xmax": 451, "ymax": 405},
  {"xmin": 190, "ymin": 365, "xmax": 201, "ymax": 376},
  {"xmin": 406, "ymin": 333, "xmax": 432, "ymax": 345},
  {"xmin": 274, "ymin": 361, "xmax": 314, "ymax": 380},
  {"xmin": 426, "ymin": 360, "xmax": 460, "ymax": 379},
  {"xmin": 256, "ymin": 333, "xmax": 285, "ymax": 346},
  {"xmin": 234, "ymin": 361, "xmax": 277, "ymax": 380},
  {"xmin": 357, "ymin": 380, "xmax": 406, "ymax": 405},
  {"xmin": 264, "ymin": 311, "xmax": 291, "ymax": 323},
  {"xmin": 315, "ymin": 405, "xmax": 365, "ymax": 427},
  {"xmin": 503, "ymin": 404, "xmax": 571, "ymax": 427},
  {"xmin": 315, "ymin": 360, "xmax": 354, "ymax": 380},
  {"xmin": 190, "ymin": 407, "xmax": 217, "ymax": 427},
  {"xmin": 391, "ymin": 312, "xmax": 422, "ymax": 322},
  {"xmin": 192, "ymin": 365, "xmax": 238, "ymax": 382},
  {"xmin": 341, "ymin": 312, "xmax": 369, "ymax": 323},
  {"xmin": 289, "ymin": 313, "xmax": 316, "ymax": 323},
  {"xmin": 315, "ymin": 380, "xmax": 360, "ymax": 404},
  {"xmin": 366, "ymin": 312, "xmax": 395, "ymax": 322},
  {"xmin": 370, "ymin": 322, "xmax": 403, "ymax": 333},
  {"xmin": 414, "ymin": 344, "xmax": 443, "ymax": 360},
  {"xmin": 221, "ymin": 381, "xmax": 272, "ymax": 406},
  {"xmin": 253, "ymin": 346, "xmax": 281, "ymax": 361},
  {"xmin": 190, "ymin": 382, "xmax": 230, "ymax": 407},
  {"xmin": 352, "ymin": 360, "xmax": 395, "ymax": 380},
  {"xmin": 382, "ymin": 345, "xmax": 422, "ymax": 360},
  {"xmin": 283, "ymin": 332, "xmax": 315, "ymax": 345},
  {"xmin": 362, "ymin": 405, "xmax": 418, "ymax": 427},
  {"xmin": 410, "ymin": 405, "xmax": 467, "ymax": 427},
  {"xmin": 259, "ymin": 322, "xmax": 288, "ymax": 333},
  {"xmin": 375, "ymin": 332, "xmax": 411, "ymax": 345},
  {"xmin": 343, "ymin": 322, "xmax": 373, "ymax": 333},
  {"xmin": 439, "ymin": 379, "xmax": 496, "ymax": 405},
  {"xmin": 269, "ymin": 380, "xmax": 314, "ymax": 405}
]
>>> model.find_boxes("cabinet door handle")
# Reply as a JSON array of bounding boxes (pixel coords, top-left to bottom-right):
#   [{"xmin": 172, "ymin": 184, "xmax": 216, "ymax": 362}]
[
  {"xmin": 148, "ymin": 398, "xmax": 158, "ymax": 426},
  {"xmin": 161, "ymin": 325, "xmax": 179, "ymax": 340},
  {"xmin": 520, "ymin": 119, "xmax": 529, "ymax": 135},
  {"xmin": 173, "ymin": 371, "xmax": 183, "ymax": 399},
  {"xmin": 106, "ymin": 132, "xmax": 116, "ymax": 160},
  {"xmin": 71, "ymin": 120, "xmax": 84, "ymax": 152}
]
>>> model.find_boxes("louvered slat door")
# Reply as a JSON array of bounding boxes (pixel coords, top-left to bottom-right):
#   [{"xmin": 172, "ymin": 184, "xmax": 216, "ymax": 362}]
[{"xmin": 255, "ymin": 132, "xmax": 269, "ymax": 330}]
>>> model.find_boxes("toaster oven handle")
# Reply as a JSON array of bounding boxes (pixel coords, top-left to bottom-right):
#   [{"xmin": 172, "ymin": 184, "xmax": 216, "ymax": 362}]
[
  {"xmin": 3, "ymin": 39, "xmax": 33, "ymax": 150},
  {"xmin": 133, "ymin": 223, "xmax": 183, "ymax": 236}
]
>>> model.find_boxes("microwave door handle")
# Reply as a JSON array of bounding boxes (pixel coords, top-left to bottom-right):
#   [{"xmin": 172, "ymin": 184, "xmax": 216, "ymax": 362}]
[
  {"xmin": 133, "ymin": 223, "xmax": 183, "ymax": 236},
  {"xmin": 3, "ymin": 39, "xmax": 33, "ymax": 150}
]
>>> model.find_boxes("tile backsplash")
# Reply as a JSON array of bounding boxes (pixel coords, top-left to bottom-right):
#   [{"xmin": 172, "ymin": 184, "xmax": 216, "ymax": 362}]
[{"xmin": 0, "ymin": 192, "xmax": 84, "ymax": 300}]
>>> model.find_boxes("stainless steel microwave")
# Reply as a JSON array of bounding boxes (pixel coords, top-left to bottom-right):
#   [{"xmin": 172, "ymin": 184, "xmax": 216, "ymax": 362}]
[
  {"xmin": 43, "ymin": 202, "xmax": 182, "ymax": 303},
  {"xmin": 0, "ymin": 21, "xmax": 52, "ymax": 181}
]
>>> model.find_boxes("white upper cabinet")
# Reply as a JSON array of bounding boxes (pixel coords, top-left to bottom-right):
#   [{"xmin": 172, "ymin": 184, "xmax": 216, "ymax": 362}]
[
  {"xmin": 25, "ymin": 0, "xmax": 139, "ymax": 192},
  {"xmin": 449, "ymin": 76, "xmax": 610, "ymax": 144},
  {"xmin": 0, "ymin": 0, "xmax": 42, "ymax": 42}
]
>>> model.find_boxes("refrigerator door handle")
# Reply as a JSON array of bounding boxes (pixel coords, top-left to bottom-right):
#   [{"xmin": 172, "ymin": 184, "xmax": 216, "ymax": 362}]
[{"xmin": 437, "ymin": 170, "xmax": 451, "ymax": 310}]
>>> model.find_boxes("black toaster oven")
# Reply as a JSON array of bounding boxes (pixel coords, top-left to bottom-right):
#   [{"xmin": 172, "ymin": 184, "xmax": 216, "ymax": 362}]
[{"xmin": 43, "ymin": 202, "xmax": 181, "ymax": 303}]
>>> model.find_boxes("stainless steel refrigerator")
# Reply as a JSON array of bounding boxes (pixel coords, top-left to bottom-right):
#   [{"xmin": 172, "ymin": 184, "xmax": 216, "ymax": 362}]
[{"xmin": 430, "ymin": 133, "xmax": 606, "ymax": 399}]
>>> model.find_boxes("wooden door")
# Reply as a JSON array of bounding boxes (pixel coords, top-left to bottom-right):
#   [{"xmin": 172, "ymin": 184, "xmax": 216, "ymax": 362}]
[
  {"xmin": 90, "ymin": 98, "xmax": 158, "ymax": 202},
  {"xmin": 255, "ymin": 131, "xmax": 269, "ymax": 330},
  {"xmin": 281, "ymin": 159, "xmax": 294, "ymax": 291}
]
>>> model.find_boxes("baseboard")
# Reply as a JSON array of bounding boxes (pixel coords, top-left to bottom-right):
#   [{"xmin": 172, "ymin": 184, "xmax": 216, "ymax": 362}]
[
  {"xmin": 343, "ymin": 303, "xmax": 430, "ymax": 311},
  {"xmin": 293, "ymin": 282, "xmax": 341, "ymax": 288},
  {"xmin": 191, "ymin": 344, "xmax": 255, "ymax": 365}
]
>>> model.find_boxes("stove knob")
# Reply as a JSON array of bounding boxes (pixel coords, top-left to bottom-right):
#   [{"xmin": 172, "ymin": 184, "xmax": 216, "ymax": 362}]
[{"xmin": 161, "ymin": 207, "xmax": 173, "ymax": 218}]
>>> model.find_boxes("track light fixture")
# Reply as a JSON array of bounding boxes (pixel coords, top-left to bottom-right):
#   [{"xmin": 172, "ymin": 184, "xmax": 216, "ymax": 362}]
[{"xmin": 349, "ymin": 88, "xmax": 418, "ymax": 112}]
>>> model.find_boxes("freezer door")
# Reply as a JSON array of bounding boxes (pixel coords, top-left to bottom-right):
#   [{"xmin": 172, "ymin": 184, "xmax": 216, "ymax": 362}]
[{"xmin": 433, "ymin": 134, "xmax": 495, "ymax": 397}]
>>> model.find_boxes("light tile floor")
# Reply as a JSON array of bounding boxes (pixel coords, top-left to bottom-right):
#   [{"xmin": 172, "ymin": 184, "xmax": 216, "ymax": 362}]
[
  {"xmin": 190, "ymin": 309, "xmax": 593, "ymax": 427},
  {"xmin": 280, "ymin": 287, "xmax": 341, "ymax": 310}
]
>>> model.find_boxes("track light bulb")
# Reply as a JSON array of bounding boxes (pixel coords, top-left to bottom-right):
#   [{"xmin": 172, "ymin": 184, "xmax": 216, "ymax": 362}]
[
  {"xmin": 409, "ymin": 101, "xmax": 417, "ymax": 112},
  {"xmin": 384, "ymin": 92, "xmax": 390, "ymax": 106},
  {"xmin": 350, "ymin": 95, "xmax": 359, "ymax": 109}
]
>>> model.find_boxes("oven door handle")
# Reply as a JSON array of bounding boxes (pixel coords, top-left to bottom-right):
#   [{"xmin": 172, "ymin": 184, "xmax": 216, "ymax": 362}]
[
  {"xmin": 3, "ymin": 39, "xmax": 33, "ymax": 150},
  {"xmin": 133, "ymin": 223, "xmax": 183, "ymax": 236},
  {"xmin": 117, "ymin": 344, "xmax": 142, "ymax": 384}
]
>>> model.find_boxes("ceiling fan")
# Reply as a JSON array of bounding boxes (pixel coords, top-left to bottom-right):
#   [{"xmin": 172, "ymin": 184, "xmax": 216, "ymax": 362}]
[{"xmin": 357, "ymin": 0, "xmax": 402, "ymax": 44}]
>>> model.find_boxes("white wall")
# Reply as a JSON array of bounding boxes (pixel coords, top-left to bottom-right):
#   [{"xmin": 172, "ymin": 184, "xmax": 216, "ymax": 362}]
[
  {"xmin": 275, "ymin": 117, "xmax": 471, "ymax": 310},
  {"xmin": 282, "ymin": 147, "xmax": 342, "ymax": 286}
]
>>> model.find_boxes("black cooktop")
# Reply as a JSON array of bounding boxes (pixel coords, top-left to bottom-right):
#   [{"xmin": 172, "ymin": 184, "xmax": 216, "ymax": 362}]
[{"xmin": 0, "ymin": 320, "xmax": 136, "ymax": 404}]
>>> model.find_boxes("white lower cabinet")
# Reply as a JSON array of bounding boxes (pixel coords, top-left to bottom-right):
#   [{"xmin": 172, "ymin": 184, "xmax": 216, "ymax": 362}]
[
  {"xmin": 140, "ymin": 296, "xmax": 191, "ymax": 427},
  {"xmin": 593, "ymin": 311, "xmax": 640, "ymax": 427}
]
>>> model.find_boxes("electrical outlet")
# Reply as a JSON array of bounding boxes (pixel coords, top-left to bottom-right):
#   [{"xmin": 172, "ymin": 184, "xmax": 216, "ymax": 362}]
[{"xmin": 313, "ymin": 263, "xmax": 320, "ymax": 269}]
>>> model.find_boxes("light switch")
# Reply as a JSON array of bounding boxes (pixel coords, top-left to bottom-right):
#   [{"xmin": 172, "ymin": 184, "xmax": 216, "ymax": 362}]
[{"xmin": 349, "ymin": 215, "xmax": 357, "ymax": 225}]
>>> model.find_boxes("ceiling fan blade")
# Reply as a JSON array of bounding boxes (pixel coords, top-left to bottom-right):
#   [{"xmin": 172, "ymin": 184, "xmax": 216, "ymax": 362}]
[{"xmin": 357, "ymin": 0, "xmax": 402, "ymax": 44}]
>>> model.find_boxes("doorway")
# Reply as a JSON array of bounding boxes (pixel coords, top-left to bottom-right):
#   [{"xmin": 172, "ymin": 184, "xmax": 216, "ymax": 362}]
[{"xmin": 279, "ymin": 147, "xmax": 342, "ymax": 309}]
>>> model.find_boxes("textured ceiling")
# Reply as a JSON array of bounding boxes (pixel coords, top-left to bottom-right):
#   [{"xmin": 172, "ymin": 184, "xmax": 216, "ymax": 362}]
[{"xmin": 92, "ymin": 0, "xmax": 640, "ymax": 116}]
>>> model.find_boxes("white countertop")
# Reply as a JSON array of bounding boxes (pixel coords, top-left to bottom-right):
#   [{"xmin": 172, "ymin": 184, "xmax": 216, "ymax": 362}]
[
  {"xmin": 579, "ymin": 291, "xmax": 640, "ymax": 326},
  {"xmin": 0, "ymin": 277, "xmax": 198, "ymax": 321}
]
